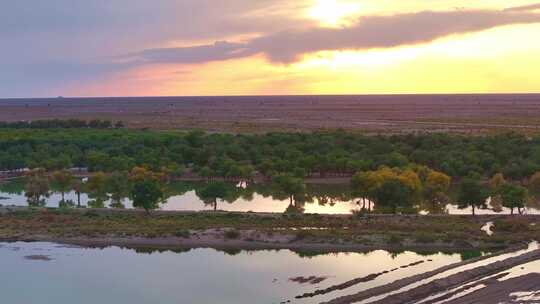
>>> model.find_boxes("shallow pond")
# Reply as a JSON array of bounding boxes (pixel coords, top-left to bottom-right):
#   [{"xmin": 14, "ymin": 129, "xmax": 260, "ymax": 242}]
[
  {"xmin": 1, "ymin": 179, "xmax": 539, "ymax": 215},
  {"xmin": 0, "ymin": 180, "xmax": 366, "ymax": 214},
  {"xmin": 0, "ymin": 242, "xmax": 483, "ymax": 304}
]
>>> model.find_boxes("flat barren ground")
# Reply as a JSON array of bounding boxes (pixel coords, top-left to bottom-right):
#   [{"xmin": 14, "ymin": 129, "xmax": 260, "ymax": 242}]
[{"xmin": 2, "ymin": 94, "xmax": 540, "ymax": 133}]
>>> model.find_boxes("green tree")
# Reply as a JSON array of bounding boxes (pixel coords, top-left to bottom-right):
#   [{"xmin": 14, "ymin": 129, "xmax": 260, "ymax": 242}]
[
  {"xmin": 107, "ymin": 171, "xmax": 132, "ymax": 208},
  {"xmin": 24, "ymin": 169, "xmax": 50, "ymax": 207},
  {"xmin": 457, "ymin": 176, "xmax": 489, "ymax": 216},
  {"xmin": 374, "ymin": 179, "xmax": 413, "ymax": 214},
  {"xmin": 86, "ymin": 172, "xmax": 108, "ymax": 208},
  {"xmin": 272, "ymin": 174, "xmax": 306, "ymax": 206},
  {"xmin": 52, "ymin": 169, "xmax": 74, "ymax": 203},
  {"xmin": 499, "ymin": 184, "xmax": 528, "ymax": 215},
  {"xmin": 198, "ymin": 166, "xmax": 214, "ymax": 182},
  {"xmin": 162, "ymin": 163, "xmax": 185, "ymax": 180},
  {"xmin": 239, "ymin": 164, "xmax": 255, "ymax": 184},
  {"xmin": 529, "ymin": 171, "xmax": 540, "ymax": 196},
  {"xmin": 196, "ymin": 181, "xmax": 231, "ymax": 211},
  {"xmin": 71, "ymin": 178, "xmax": 84, "ymax": 207},
  {"xmin": 131, "ymin": 179, "xmax": 164, "ymax": 213},
  {"xmin": 86, "ymin": 150, "xmax": 111, "ymax": 172},
  {"xmin": 351, "ymin": 171, "xmax": 377, "ymax": 211}
]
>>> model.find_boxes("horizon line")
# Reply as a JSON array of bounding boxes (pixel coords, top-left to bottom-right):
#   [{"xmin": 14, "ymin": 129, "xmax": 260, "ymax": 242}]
[{"xmin": 2, "ymin": 92, "xmax": 540, "ymax": 100}]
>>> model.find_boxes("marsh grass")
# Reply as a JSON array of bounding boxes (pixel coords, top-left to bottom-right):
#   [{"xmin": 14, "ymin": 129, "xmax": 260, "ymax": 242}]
[{"xmin": 0, "ymin": 209, "xmax": 538, "ymax": 248}]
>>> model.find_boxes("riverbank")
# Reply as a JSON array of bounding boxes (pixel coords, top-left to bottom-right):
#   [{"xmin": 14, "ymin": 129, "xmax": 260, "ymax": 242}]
[{"xmin": 1, "ymin": 207, "xmax": 538, "ymax": 252}]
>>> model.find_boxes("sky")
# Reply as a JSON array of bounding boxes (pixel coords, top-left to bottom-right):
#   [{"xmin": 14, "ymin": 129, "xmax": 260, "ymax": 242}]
[{"xmin": 2, "ymin": 0, "xmax": 540, "ymax": 97}]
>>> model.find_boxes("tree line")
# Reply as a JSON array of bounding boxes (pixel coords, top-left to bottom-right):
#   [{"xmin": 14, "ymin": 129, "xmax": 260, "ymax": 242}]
[
  {"xmin": 1, "ymin": 127, "xmax": 540, "ymax": 214},
  {"xmin": 15, "ymin": 166, "xmax": 540, "ymax": 215},
  {"xmin": 0, "ymin": 119, "xmax": 124, "ymax": 130},
  {"xmin": 24, "ymin": 167, "xmax": 163, "ymax": 213},
  {"xmin": 1, "ymin": 129, "xmax": 540, "ymax": 182},
  {"xmin": 17, "ymin": 168, "xmax": 350, "ymax": 213},
  {"xmin": 352, "ymin": 167, "xmax": 536, "ymax": 215}
]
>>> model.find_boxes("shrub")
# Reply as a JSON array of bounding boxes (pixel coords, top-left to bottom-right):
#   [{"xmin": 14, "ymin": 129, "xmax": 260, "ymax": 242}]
[
  {"xmin": 293, "ymin": 229, "xmax": 314, "ymax": 241},
  {"xmin": 284, "ymin": 204, "xmax": 304, "ymax": 215},
  {"xmin": 174, "ymin": 229, "xmax": 191, "ymax": 238},
  {"xmin": 224, "ymin": 229, "xmax": 241, "ymax": 239}
]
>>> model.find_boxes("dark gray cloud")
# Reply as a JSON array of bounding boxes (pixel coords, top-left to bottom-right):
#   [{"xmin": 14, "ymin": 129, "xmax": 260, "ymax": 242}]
[
  {"xmin": 132, "ymin": 41, "xmax": 253, "ymax": 64},
  {"xmin": 130, "ymin": 8, "xmax": 540, "ymax": 64}
]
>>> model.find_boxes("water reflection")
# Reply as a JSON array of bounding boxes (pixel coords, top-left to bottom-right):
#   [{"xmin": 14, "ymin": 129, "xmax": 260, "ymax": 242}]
[
  {"xmin": 1, "ymin": 179, "xmax": 539, "ymax": 215},
  {"xmin": 0, "ymin": 242, "xmax": 482, "ymax": 304},
  {"xmin": 0, "ymin": 179, "xmax": 361, "ymax": 214}
]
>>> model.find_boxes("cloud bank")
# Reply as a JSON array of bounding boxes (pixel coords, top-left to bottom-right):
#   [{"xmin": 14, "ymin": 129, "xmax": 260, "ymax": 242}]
[
  {"xmin": 1, "ymin": 1, "xmax": 540, "ymax": 97},
  {"xmin": 132, "ymin": 8, "xmax": 540, "ymax": 64},
  {"xmin": 0, "ymin": 0, "xmax": 309, "ymax": 96}
]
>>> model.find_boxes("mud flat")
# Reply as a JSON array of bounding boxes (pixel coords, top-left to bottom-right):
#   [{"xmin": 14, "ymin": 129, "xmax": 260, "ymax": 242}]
[
  {"xmin": 1, "ymin": 207, "xmax": 539, "ymax": 253},
  {"xmin": 320, "ymin": 243, "xmax": 540, "ymax": 304},
  {"xmin": 442, "ymin": 273, "xmax": 540, "ymax": 303}
]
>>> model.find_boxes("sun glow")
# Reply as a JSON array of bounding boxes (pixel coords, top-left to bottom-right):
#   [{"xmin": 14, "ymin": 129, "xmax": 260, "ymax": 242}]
[
  {"xmin": 68, "ymin": 3, "xmax": 540, "ymax": 97},
  {"xmin": 308, "ymin": 0, "xmax": 361, "ymax": 27}
]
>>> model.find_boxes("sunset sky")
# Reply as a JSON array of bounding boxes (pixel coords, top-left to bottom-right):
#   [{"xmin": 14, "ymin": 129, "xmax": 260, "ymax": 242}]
[{"xmin": 2, "ymin": 0, "xmax": 540, "ymax": 97}]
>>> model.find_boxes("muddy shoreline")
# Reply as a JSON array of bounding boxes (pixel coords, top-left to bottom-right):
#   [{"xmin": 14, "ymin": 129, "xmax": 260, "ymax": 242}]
[
  {"xmin": 1, "ymin": 206, "xmax": 538, "ymax": 304},
  {"xmin": 5, "ymin": 205, "xmax": 540, "ymax": 218},
  {"xmin": 1, "ymin": 234, "xmax": 502, "ymax": 254},
  {"xmin": 1, "ymin": 207, "xmax": 538, "ymax": 253}
]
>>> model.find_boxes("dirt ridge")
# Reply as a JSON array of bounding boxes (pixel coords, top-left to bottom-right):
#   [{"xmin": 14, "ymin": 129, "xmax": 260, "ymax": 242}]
[{"xmin": 320, "ymin": 244, "xmax": 531, "ymax": 304}]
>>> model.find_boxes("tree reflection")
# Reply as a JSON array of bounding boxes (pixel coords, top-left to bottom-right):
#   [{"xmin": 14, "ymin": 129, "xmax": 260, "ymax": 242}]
[{"xmin": 7, "ymin": 176, "xmax": 540, "ymax": 215}]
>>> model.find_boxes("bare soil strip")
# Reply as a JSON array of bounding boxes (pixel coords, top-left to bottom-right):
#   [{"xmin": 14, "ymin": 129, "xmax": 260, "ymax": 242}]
[
  {"xmin": 295, "ymin": 260, "xmax": 426, "ymax": 299},
  {"xmin": 319, "ymin": 244, "xmax": 532, "ymax": 304},
  {"xmin": 356, "ymin": 249, "xmax": 540, "ymax": 304},
  {"xmin": 417, "ymin": 272, "xmax": 510, "ymax": 304},
  {"xmin": 444, "ymin": 273, "xmax": 540, "ymax": 304}
]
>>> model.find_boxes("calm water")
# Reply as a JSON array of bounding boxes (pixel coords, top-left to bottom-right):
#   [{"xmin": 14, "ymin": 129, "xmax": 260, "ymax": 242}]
[
  {"xmin": 0, "ymin": 180, "xmax": 361, "ymax": 214},
  {"xmin": 0, "ymin": 242, "xmax": 480, "ymax": 304},
  {"xmin": 1, "ymin": 179, "xmax": 539, "ymax": 215}
]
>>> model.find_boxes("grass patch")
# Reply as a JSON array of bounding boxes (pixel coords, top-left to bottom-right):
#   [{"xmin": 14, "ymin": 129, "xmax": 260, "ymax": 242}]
[{"xmin": 0, "ymin": 208, "xmax": 537, "ymax": 249}]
